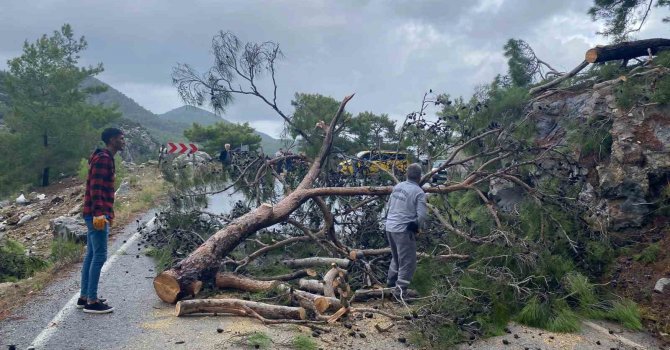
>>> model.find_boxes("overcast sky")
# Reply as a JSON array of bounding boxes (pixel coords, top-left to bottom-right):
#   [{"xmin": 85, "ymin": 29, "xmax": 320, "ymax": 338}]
[{"xmin": 1, "ymin": 1, "xmax": 668, "ymax": 138}]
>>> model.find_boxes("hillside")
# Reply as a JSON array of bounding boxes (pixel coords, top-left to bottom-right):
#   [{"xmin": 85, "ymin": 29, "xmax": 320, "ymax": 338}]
[
  {"xmin": 83, "ymin": 77, "xmax": 284, "ymax": 154},
  {"xmin": 158, "ymin": 106, "xmax": 285, "ymax": 154}
]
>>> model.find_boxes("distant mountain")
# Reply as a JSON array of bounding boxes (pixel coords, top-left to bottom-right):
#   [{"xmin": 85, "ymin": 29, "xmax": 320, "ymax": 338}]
[
  {"xmin": 82, "ymin": 77, "xmax": 284, "ymax": 154},
  {"xmin": 158, "ymin": 106, "xmax": 286, "ymax": 154},
  {"xmin": 158, "ymin": 105, "xmax": 224, "ymax": 126}
]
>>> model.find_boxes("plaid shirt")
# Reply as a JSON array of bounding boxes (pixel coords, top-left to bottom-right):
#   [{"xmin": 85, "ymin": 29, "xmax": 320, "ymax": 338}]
[{"xmin": 83, "ymin": 148, "xmax": 115, "ymax": 220}]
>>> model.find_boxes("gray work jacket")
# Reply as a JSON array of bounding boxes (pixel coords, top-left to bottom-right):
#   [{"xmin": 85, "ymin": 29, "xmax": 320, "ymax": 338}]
[{"xmin": 384, "ymin": 180, "xmax": 428, "ymax": 233}]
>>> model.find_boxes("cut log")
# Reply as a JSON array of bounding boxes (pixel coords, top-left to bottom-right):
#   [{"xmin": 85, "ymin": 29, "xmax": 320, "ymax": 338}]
[
  {"xmin": 353, "ymin": 288, "xmax": 418, "ymax": 302},
  {"xmin": 175, "ymin": 298, "xmax": 306, "ymax": 320},
  {"xmin": 291, "ymin": 289, "xmax": 341, "ymax": 314},
  {"xmin": 282, "ymin": 257, "xmax": 350, "ymax": 268},
  {"xmin": 323, "ymin": 265, "xmax": 347, "ymax": 298},
  {"xmin": 256, "ymin": 269, "xmax": 317, "ymax": 281},
  {"xmin": 585, "ymin": 38, "xmax": 670, "ymax": 63},
  {"xmin": 349, "ymin": 248, "xmax": 391, "ymax": 261},
  {"xmin": 298, "ymin": 279, "xmax": 325, "ymax": 294},
  {"xmin": 154, "ymin": 270, "xmax": 203, "ymax": 304},
  {"xmin": 215, "ymin": 273, "xmax": 279, "ymax": 292}
]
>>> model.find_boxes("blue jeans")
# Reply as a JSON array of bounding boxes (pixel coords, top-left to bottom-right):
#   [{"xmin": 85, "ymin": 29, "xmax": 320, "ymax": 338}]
[{"xmin": 80, "ymin": 218, "xmax": 109, "ymax": 300}]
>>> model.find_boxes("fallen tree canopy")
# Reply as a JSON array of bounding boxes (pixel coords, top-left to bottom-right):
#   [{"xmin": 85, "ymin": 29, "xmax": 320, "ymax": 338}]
[{"xmin": 146, "ymin": 31, "xmax": 663, "ymax": 347}]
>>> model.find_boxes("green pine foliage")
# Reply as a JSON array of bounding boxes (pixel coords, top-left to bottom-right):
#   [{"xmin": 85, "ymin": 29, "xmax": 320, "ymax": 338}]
[
  {"xmin": 183, "ymin": 122, "xmax": 262, "ymax": 156},
  {"xmin": 291, "ymin": 335, "xmax": 317, "ymax": 350},
  {"xmin": 0, "ymin": 24, "xmax": 120, "ymax": 197},
  {"xmin": 245, "ymin": 332, "xmax": 272, "ymax": 349}
]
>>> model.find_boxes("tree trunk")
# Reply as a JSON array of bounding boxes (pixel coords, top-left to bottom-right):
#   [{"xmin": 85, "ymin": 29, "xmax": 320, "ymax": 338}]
[
  {"xmin": 175, "ymin": 298, "xmax": 306, "ymax": 320},
  {"xmin": 282, "ymin": 257, "xmax": 350, "ymax": 269},
  {"xmin": 153, "ymin": 95, "xmax": 355, "ymax": 304},
  {"xmin": 349, "ymin": 248, "xmax": 391, "ymax": 260},
  {"xmin": 585, "ymin": 38, "xmax": 670, "ymax": 63},
  {"xmin": 215, "ymin": 273, "xmax": 279, "ymax": 292},
  {"xmin": 42, "ymin": 131, "xmax": 49, "ymax": 186}
]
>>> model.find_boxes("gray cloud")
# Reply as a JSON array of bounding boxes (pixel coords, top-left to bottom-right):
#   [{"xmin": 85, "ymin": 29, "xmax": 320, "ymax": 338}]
[{"xmin": 1, "ymin": 0, "xmax": 668, "ymax": 137}]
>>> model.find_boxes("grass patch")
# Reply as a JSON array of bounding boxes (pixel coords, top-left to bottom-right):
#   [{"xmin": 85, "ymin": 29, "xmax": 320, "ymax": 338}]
[
  {"xmin": 291, "ymin": 334, "xmax": 317, "ymax": 350},
  {"xmin": 50, "ymin": 238, "xmax": 84, "ymax": 265},
  {"xmin": 113, "ymin": 167, "xmax": 166, "ymax": 227},
  {"xmin": 605, "ymin": 299, "xmax": 643, "ymax": 330},
  {"xmin": 245, "ymin": 331, "xmax": 272, "ymax": 349},
  {"xmin": 634, "ymin": 243, "xmax": 660, "ymax": 264}
]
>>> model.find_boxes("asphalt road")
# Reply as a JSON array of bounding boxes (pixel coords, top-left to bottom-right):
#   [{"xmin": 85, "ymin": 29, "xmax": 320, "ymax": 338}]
[
  {"xmin": 0, "ymin": 211, "xmax": 161, "ymax": 350},
  {"xmin": 0, "ymin": 208, "xmax": 666, "ymax": 350}
]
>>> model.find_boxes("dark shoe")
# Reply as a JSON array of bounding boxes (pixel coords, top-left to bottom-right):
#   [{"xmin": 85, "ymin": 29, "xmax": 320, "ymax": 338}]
[
  {"xmin": 77, "ymin": 297, "xmax": 106, "ymax": 309},
  {"xmin": 83, "ymin": 301, "xmax": 114, "ymax": 314}
]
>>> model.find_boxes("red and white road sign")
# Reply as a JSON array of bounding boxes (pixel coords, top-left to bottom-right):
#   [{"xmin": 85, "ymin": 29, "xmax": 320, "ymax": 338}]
[{"xmin": 166, "ymin": 142, "xmax": 198, "ymax": 154}]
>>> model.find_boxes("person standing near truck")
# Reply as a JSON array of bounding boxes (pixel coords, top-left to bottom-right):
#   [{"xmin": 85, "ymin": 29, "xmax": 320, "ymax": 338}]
[{"xmin": 384, "ymin": 163, "xmax": 427, "ymax": 298}]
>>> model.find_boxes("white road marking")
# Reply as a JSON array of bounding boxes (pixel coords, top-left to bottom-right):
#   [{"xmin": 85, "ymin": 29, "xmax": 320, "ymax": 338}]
[{"xmin": 29, "ymin": 229, "xmax": 143, "ymax": 349}]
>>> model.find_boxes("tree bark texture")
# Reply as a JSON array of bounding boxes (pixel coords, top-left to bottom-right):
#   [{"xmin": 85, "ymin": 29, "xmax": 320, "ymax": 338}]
[
  {"xmin": 154, "ymin": 95, "xmax": 354, "ymax": 304},
  {"xmin": 215, "ymin": 273, "xmax": 279, "ymax": 292},
  {"xmin": 585, "ymin": 38, "xmax": 670, "ymax": 63},
  {"xmin": 175, "ymin": 298, "xmax": 306, "ymax": 320}
]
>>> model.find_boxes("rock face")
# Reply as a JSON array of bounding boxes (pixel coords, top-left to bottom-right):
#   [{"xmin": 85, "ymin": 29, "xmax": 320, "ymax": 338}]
[
  {"xmin": 118, "ymin": 120, "xmax": 161, "ymax": 163},
  {"xmin": 50, "ymin": 216, "xmax": 87, "ymax": 243},
  {"xmin": 519, "ymin": 70, "xmax": 670, "ymax": 234}
]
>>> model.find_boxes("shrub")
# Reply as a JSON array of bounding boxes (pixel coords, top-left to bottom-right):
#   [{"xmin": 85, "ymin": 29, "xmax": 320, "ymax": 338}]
[
  {"xmin": 0, "ymin": 239, "xmax": 50, "ymax": 282},
  {"xmin": 50, "ymin": 238, "xmax": 84, "ymax": 265},
  {"xmin": 651, "ymin": 75, "xmax": 670, "ymax": 104}
]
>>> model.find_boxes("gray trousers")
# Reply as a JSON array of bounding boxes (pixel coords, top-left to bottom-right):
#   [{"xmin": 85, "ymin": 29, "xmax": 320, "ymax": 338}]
[{"xmin": 386, "ymin": 230, "xmax": 417, "ymax": 289}]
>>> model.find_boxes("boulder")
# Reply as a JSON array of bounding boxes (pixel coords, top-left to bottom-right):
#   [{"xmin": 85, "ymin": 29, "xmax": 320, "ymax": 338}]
[
  {"xmin": 50, "ymin": 216, "xmax": 87, "ymax": 243},
  {"xmin": 17, "ymin": 211, "xmax": 40, "ymax": 226},
  {"xmin": 115, "ymin": 180, "xmax": 131, "ymax": 196},
  {"xmin": 174, "ymin": 151, "xmax": 212, "ymax": 166},
  {"xmin": 654, "ymin": 278, "xmax": 670, "ymax": 293}
]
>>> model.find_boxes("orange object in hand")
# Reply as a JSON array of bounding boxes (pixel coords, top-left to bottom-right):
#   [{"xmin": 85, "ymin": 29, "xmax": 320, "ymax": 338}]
[{"xmin": 92, "ymin": 215, "xmax": 108, "ymax": 230}]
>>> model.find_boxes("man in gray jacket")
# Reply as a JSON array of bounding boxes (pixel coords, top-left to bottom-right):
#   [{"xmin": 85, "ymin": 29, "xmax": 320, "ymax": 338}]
[{"xmin": 385, "ymin": 163, "xmax": 428, "ymax": 297}]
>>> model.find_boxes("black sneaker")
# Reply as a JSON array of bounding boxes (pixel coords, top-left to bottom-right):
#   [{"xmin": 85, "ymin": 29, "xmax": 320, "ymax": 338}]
[
  {"xmin": 83, "ymin": 301, "xmax": 114, "ymax": 314},
  {"xmin": 77, "ymin": 297, "xmax": 106, "ymax": 309}
]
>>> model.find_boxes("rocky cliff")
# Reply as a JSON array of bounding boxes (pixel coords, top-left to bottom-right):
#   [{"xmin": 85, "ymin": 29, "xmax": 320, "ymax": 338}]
[{"xmin": 528, "ymin": 67, "xmax": 669, "ymax": 237}]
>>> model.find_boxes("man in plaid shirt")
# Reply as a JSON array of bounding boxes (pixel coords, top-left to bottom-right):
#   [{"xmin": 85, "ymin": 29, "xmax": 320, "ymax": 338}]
[{"xmin": 78, "ymin": 128, "xmax": 125, "ymax": 314}]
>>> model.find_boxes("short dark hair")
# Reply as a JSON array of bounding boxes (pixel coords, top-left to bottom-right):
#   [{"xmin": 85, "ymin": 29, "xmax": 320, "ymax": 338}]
[
  {"xmin": 101, "ymin": 128, "xmax": 123, "ymax": 145},
  {"xmin": 406, "ymin": 163, "xmax": 422, "ymax": 183}
]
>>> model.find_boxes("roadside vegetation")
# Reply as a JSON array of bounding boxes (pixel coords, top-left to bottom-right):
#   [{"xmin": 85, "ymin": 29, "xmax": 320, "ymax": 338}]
[{"xmin": 0, "ymin": 166, "xmax": 166, "ymax": 320}]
